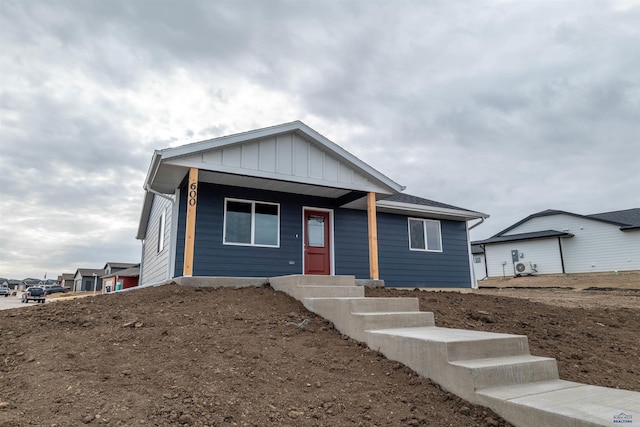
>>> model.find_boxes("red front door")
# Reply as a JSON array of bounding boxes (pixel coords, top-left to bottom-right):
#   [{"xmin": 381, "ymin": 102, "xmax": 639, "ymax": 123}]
[{"xmin": 304, "ymin": 209, "xmax": 331, "ymax": 275}]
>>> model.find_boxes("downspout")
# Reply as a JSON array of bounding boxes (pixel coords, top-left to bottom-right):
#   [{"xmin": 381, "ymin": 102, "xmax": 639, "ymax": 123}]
[
  {"xmin": 558, "ymin": 237, "xmax": 566, "ymax": 274},
  {"xmin": 482, "ymin": 244, "xmax": 488, "ymax": 279},
  {"xmin": 468, "ymin": 217, "xmax": 485, "ymax": 230},
  {"xmin": 144, "ymin": 185, "xmax": 176, "ymax": 204}
]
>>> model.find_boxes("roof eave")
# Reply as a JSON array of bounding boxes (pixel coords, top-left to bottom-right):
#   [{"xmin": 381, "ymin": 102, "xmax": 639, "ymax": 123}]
[{"xmin": 376, "ymin": 200, "xmax": 489, "ymax": 221}]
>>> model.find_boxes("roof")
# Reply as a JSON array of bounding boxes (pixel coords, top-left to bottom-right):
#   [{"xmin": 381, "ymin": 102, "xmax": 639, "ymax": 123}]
[
  {"xmin": 102, "ymin": 266, "xmax": 140, "ymax": 278},
  {"xmin": 376, "ymin": 193, "xmax": 488, "ymax": 221},
  {"xmin": 587, "ymin": 208, "xmax": 640, "ymax": 230},
  {"xmin": 75, "ymin": 268, "xmax": 106, "ymax": 278},
  {"xmin": 471, "ymin": 244, "xmax": 484, "ymax": 255},
  {"xmin": 137, "ymin": 121, "xmax": 488, "ymax": 239},
  {"xmin": 493, "ymin": 208, "xmax": 640, "ymax": 237},
  {"xmin": 104, "ymin": 262, "xmax": 139, "ymax": 270},
  {"xmin": 473, "ymin": 230, "xmax": 574, "ymax": 245}
]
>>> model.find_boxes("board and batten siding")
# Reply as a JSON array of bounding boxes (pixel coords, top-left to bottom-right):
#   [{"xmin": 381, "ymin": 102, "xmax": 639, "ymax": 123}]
[
  {"xmin": 505, "ymin": 214, "xmax": 640, "ymax": 273},
  {"xmin": 140, "ymin": 194, "xmax": 173, "ymax": 285},
  {"xmin": 484, "ymin": 239, "xmax": 563, "ymax": 278},
  {"xmin": 169, "ymin": 131, "xmax": 380, "ymax": 193}
]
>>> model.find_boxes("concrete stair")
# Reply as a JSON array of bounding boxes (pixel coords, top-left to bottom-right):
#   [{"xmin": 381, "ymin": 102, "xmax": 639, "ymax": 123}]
[{"xmin": 268, "ymin": 275, "xmax": 640, "ymax": 426}]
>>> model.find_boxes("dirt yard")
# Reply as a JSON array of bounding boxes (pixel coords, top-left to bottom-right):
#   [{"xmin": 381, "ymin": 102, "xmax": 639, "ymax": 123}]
[{"xmin": 1, "ymin": 274, "xmax": 638, "ymax": 426}]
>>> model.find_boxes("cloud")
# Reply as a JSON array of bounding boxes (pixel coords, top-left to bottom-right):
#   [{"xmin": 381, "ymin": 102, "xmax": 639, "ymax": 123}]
[{"xmin": 1, "ymin": 0, "xmax": 639, "ymax": 278}]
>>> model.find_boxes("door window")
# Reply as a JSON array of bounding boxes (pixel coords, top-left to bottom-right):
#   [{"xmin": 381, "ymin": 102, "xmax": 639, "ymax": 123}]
[{"xmin": 307, "ymin": 215, "xmax": 325, "ymax": 247}]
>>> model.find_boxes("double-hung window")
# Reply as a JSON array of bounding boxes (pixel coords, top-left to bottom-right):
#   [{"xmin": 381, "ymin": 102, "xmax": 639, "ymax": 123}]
[
  {"xmin": 408, "ymin": 218, "xmax": 442, "ymax": 252},
  {"xmin": 224, "ymin": 198, "xmax": 279, "ymax": 247}
]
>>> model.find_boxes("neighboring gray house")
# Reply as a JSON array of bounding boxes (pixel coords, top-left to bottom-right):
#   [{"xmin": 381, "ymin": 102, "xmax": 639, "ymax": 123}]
[
  {"xmin": 73, "ymin": 268, "xmax": 105, "ymax": 292},
  {"xmin": 103, "ymin": 262, "xmax": 138, "ymax": 276},
  {"xmin": 474, "ymin": 208, "xmax": 640, "ymax": 277},
  {"xmin": 20, "ymin": 278, "xmax": 42, "ymax": 290},
  {"xmin": 57, "ymin": 273, "xmax": 74, "ymax": 289},
  {"xmin": 136, "ymin": 121, "xmax": 488, "ymax": 288}
]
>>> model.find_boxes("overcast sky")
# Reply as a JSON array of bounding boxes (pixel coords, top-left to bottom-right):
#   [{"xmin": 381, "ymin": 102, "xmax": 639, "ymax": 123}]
[{"xmin": 1, "ymin": 0, "xmax": 639, "ymax": 279}]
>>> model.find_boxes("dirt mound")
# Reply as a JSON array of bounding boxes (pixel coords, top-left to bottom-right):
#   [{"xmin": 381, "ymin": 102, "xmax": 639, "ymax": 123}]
[
  {"xmin": 1, "ymin": 285, "xmax": 509, "ymax": 426},
  {"xmin": 1, "ymin": 283, "xmax": 638, "ymax": 426}
]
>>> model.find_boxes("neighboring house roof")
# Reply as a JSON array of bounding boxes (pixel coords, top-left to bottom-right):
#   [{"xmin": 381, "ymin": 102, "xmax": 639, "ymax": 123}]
[
  {"xmin": 492, "ymin": 208, "xmax": 640, "ymax": 237},
  {"xmin": 104, "ymin": 262, "xmax": 139, "ymax": 270},
  {"xmin": 103, "ymin": 266, "xmax": 140, "ymax": 278},
  {"xmin": 587, "ymin": 208, "xmax": 640, "ymax": 231},
  {"xmin": 471, "ymin": 244, "xmax": 484, "ymax": 255},
  {"xmin": 59, "ymin": 273, "xmax": 74, "ymax": 280},
  {"xmin": 474, "ymin": 230, "xmax": 574, "ymax": 245},
  {"xmin": 74, "ymin": 269, "xmax": 106, "ymax": 279},
  {"xmin": 137, "ymin": 121, "xmax": 488, "ymax": 239}
]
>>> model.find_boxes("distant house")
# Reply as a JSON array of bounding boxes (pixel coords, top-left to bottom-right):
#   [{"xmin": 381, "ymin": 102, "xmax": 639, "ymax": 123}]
[
  {"xmin": 73, "ymin": 269, "xmax": 105, "ymax": 292},
  {"xmin": 473, "ymin": 208, "xmax": 640, "ymax": 277},
  {"xmin": 102, "ymin": 263, "xmax": 140, "ymax": 293},
  {"xmin": 471, "ymin": 244, "xmax": 487, "ymax": 280},
  {"xmin": 7, "ymin": 279, "xmax": 21, "ymax": 290},
  {"xmin": 57, "ymin": 273, "xmax": 74, "ymax": 289},
  {"xmin": 136, "ymin": 121, "xmax": 487, "ymax": 288},
  {"xmin": 20, "ymin": 278, "xmax": 42, "ymax": 290}
]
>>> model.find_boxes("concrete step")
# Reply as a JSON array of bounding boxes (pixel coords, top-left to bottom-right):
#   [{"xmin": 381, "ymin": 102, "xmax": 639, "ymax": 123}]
[
  {"xmin": 297, "ymin": 285, "xmax": 364, "ymax": 299},
  {"xmin": 449, "ymin": 355, "xmax": 559, "ymax": 391},
  {"xmin": 348, "ymin": 297, "xmax": 420, "ymax": 313},
  {"xmin": 270, "ymin": 274, "xmax": 356, "ymax": 288},
  {"xmin": 477, "ymin": 380, "xmax": 640, "ymax": 427},
  {"xmin": 366, "ymin": 327, "xmax": 531, "ymax": 363},
  {"xmin": 365, "ymin": 327, "xmax": 554, "ymax": 402},
  {"xmin": 352, "ymin": 312, "xmax": 435, "ymax": 338},
  {"xmin": 302, "ymin": 298, "xmax": 433, "ymax": 341}
]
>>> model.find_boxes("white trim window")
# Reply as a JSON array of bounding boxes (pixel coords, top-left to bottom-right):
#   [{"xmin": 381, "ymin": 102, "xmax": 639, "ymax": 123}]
[
  {"xmin": 408, "ymin": 218, "xmax": 442, "ymax": 252},
  {"xmin": 224, "ymin": 198, "xmax": 280, "ymax": 247},
  {"xmin": 157, "ymin": 209, "xmax": 166, "ymax": 253}
]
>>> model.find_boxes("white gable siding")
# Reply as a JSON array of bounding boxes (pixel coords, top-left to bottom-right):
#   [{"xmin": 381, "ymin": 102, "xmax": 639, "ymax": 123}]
[
  {"xmin": 173, "ymin": 132, "xmax": 385, "ymax": 193},
  {"xmin": 485, "ymin": 239, "xmax": 564, "ymax": 278},
  {"xmin": 505, "ymin": 214, "xmax": 640, "ymax": 273},
  {"xmin": 140, "ymin": 195, "xmax": 173, "ymax": 285}
]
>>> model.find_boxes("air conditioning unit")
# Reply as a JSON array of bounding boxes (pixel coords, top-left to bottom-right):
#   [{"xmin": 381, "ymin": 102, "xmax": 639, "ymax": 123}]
[{"xmin": 514, "ymin": 261, "xmax": 536, "ymax": 276}]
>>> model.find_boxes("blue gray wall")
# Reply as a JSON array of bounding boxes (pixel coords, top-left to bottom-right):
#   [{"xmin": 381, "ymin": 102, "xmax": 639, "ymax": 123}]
[{"xmin": 174, "ymin": 182, "xmax": 472, "ymax": 287}]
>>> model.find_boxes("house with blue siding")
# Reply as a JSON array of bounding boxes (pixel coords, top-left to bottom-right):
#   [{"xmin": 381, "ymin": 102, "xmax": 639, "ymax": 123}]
[{"xmin": 136, "ymin": 121, "xmax": 487, "ymax": 288}]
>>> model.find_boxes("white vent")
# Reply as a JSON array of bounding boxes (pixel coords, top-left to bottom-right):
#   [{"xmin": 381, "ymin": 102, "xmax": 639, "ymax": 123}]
[{"xmin": 514, "ymin": 262, "xmax": 536, "ymax": 276}]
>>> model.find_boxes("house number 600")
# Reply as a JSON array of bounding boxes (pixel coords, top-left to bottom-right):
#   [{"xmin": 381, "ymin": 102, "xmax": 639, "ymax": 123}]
[{"xmin": 188, "ymin": 182, "xmax": 197, "ymax": 206}]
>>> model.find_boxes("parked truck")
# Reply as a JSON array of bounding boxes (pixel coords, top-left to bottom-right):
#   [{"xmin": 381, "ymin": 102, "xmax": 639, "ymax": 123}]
[{"xmin": 22, "ymin": 287, "xmax": 45, "ymax": 303}]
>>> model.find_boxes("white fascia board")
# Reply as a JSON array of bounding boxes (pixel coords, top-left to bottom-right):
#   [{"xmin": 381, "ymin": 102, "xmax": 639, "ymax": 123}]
[
  {"xmin": 136, "ymin": 191, "xmax": 154, "ymax": 240},
  {"xmin": 376, "ymin": 200, "xmax": 489, "ymax": 221},
  {"xmin": 143, "ymin": 151, "xmax": 164, "ymax": 190},
  {"xmin": 158, "ymin": 121, "xmax": 405, "ymax": 194}
]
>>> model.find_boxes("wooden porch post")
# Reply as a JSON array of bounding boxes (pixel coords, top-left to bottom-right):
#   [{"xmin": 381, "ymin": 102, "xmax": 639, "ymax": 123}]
[
  {"xmin": 183, "ymin": 168, "xmax": 198, "ymax": 277},
  {"xmin": 367, "ymin": 192, "xmax": 379, "ymax": 280}
]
